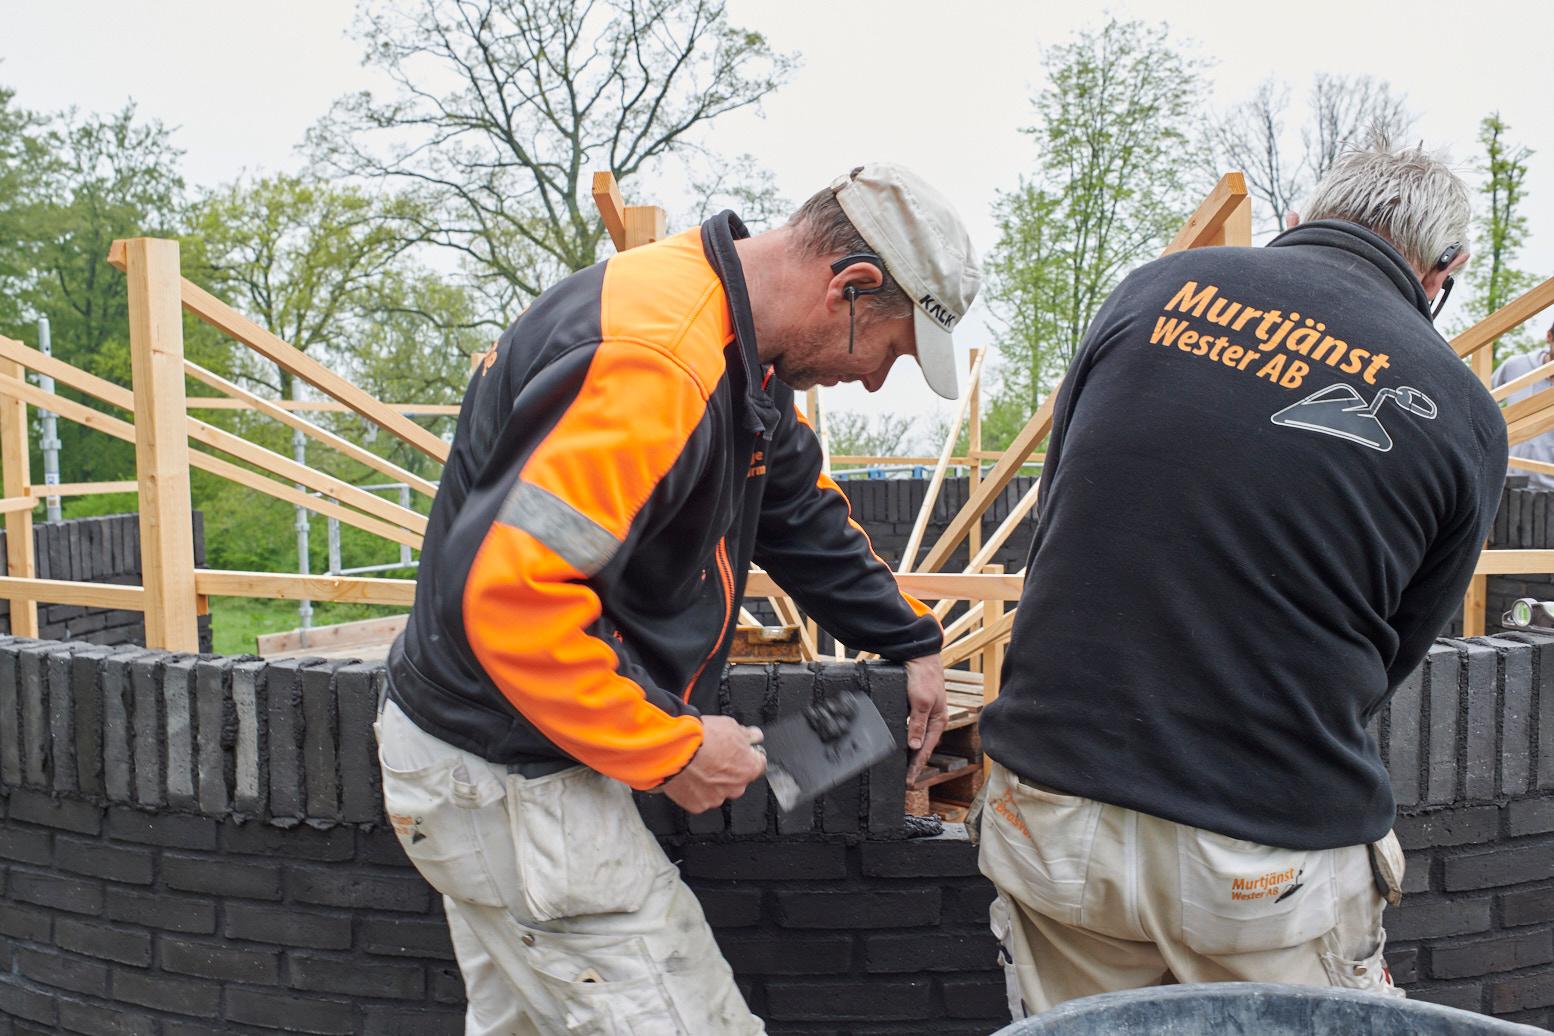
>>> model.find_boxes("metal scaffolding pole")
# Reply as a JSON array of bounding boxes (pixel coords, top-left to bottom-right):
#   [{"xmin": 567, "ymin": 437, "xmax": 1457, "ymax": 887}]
[
  {"xmin": 36, "ymin": 317, "xmax": 60, "ymax": 523},
  {"xmin": 292, "ymin": 381, "xmax": 313, "ymax": 631}
]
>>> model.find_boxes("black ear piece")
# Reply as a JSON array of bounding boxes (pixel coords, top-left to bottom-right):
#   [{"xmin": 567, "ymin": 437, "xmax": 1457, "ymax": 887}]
[{"xmin": 844, "ymin": 285, "xmax": 859, "ymax": 302}]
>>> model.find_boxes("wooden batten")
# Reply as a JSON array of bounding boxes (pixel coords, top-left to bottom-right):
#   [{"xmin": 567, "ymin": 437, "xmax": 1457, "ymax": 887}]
[{"xmin": 0, "ymin": 354, "xmax": 38, "ymax": 636}]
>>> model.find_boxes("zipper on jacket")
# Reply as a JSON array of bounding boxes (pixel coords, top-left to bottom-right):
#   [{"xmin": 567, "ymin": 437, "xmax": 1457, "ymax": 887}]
[{"xmin": 684, "ymin": 537, "xmax": 736, "ymax": 702}]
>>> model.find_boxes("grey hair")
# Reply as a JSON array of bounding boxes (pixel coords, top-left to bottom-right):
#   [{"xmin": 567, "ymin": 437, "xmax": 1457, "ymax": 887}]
[
  {"xmin": 1301, "ymin": 144, "xmax": 1471, "ymax": 274},
  {"xmin": 788, "ymin": 167, "xmax": 912, "ymax": 317}
]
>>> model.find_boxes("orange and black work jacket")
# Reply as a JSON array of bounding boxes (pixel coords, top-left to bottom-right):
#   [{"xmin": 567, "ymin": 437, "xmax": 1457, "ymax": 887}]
[{"xmin": 386, "ymin": 213, "xmax": 942, "ymax": 790}]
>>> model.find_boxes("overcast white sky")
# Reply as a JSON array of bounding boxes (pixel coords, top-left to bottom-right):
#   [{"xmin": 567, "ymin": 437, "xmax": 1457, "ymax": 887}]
[{"xmin": 3, "ymin": 0, "xmax": 1552, "ymax": 433}]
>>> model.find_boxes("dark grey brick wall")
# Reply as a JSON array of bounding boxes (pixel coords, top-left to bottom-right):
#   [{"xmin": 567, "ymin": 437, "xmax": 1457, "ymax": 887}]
[
  {"xmin": 0, "ymin": 514, "xmax": 211, "ymax": 652},
  {"xmin": 2, "ymin": 628, "xmax": 1552, "ymax": 1032}
]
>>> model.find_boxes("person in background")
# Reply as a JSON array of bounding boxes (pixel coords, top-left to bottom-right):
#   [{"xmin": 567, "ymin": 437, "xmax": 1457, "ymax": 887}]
[
  {"xmin": 975, "ymin": 144, "xmax": 1502, "ymax": 1016},
  {"xmin": 1492, "ymin": 320, "xmax": 1554, "ymax": 489}
]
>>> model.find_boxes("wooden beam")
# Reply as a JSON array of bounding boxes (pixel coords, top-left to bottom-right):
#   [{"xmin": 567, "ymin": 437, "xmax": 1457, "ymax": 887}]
[
  {"xmin": 0, "ymin": 496, "xmax": 36, "ymax": 515},
  {"xmin": 1463, "ymin": 572, "xmax": 1487, "ymax": 636},
  {"xmin": 902, "ymin": 348, "xmax": 986, "ymax": 574},
  {"xmin": 195, "ymin": 569, "xmax": 416, "ymax": 606},
  {"xmin": 745, "ymin": 570, "xmax": 1023, "ymax": 601},
  {"xmin": 125, "ymin": 237, "xmax": 200, "ymax": 652},
  {"xmin": 27, "ymin": 480, "xmax": 138, "ymax": 498},
  {"xmin": 1474, "ymin": 549, "xmax": 1554, "ymax": 576},
  {"xmin": 592, "ymin": 171, "xmax": 627, "ymax": 251},
  {"xmin": 186, "ymin": 361, "xmax": 438, "ymax": 498},
  {"xmin": 1160, "ymin": 172, "xmax": 1249, "ymax": 255},
  {"xmin": 1219, "ymin": 193, "xmax": 1254, "ymax": 247},
  {"xmin": 185, "ymin": 398, "xmax": 460, "ymax": 416},
  {"xmin": 1508, "ymin": 457, "xmax": 1554, "ymax": 478},
  {"xmin": 256, "ymin": 613, "xmax": 409, "ymax": 655},
  {"xmin": 623, "ymin": 205, "xmax": 668, "ymax": 250},
  {"xmin": 0, "ymin": 353, "xmax": 37, "ymax": 636},
  {"xmin": 110, "ymin": 240, "xmax": 450, "ymax": 463},
  {"xmin": 1452, "ymin": 273, "xmax": 1554, "ymax": 360},
  {"xmin": 0, "ymin": 575, "xmax": 145, "ymax": 611},
  {"xmin": 943, "ymin": 608, "xmax": 1017, "ymax": 668},
  {"xmin": 1492, "ymin": 356, "xmax": 1554, "ymax": 402},
  {"xmin": 968, "ymin": 349, "xmax": 983, "ymax": 559}
]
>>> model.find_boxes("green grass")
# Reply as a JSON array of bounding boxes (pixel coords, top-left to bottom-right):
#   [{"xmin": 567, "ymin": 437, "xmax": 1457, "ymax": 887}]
[{"xmin": 209, "ymin": 597, "xmax": 409, "ymax": 656}]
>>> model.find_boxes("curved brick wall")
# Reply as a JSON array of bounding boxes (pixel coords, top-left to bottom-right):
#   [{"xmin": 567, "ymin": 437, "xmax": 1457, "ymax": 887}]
[{"xmin": 1, "ymin": 629, "xmax": 1552, "ymax": 1033}]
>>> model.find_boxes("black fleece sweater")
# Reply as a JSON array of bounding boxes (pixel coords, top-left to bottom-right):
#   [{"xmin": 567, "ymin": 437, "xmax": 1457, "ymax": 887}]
[{"xmin": 980, "ymin": 220, "xmax": 1507, "ymax": 850}]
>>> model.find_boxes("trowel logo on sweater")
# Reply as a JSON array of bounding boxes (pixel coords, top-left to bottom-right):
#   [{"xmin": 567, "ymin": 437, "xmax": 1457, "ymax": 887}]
[{"xmin": 1271, "ymin": 384, "xmax": 1437, "ymax": 452}]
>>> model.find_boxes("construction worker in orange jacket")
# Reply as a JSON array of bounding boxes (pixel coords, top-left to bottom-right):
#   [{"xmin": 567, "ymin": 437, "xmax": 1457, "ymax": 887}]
[{"xmin": 376, "ymin": 163, "xmax": 981, "ymax": 1034}]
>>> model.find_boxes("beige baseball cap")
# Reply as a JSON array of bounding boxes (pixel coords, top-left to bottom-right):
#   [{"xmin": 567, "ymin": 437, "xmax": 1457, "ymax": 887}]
[{"xmin": 831, "ymin": 163, "xmax": 981, "ymax": 400}]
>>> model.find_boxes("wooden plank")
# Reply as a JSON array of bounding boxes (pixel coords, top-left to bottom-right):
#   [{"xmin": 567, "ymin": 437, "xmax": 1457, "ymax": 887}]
[
  {"xmin": 256, "ymin": 613, "xmax": 409, "ymax": 655},
  {"xmin": 968, "ymin": 349, "xmax": 983, "ymax": 559},
  {"xmin": 0, "ymin": 354, "xmax": 37, "ymax": 637},
  {"xmin": 110, "ymin": 240, "xmax": 450, "ymax": 463},
  {"xmin": 0, "ymin": 372, "xmax": 423, "ymax": 552},
  {"xmin": 829, "ymin": 455, "xmax": 955, "ymax": 467},
  {"xmin": 186, "ymin": 361, "xmax": 438, "ymax": 498},
  {"xmin": 1492, "ymin": 355, "xmax": 1554, "ymax": 402},
  {"xmin": 1160, "ymin": 172, "xmax": 1249, "ymax": 256},
  {"xmin": 944, "ymin": 608, "xmax": 1017, "ymax": 668},
  {"xmin": 982, "ymin": 564, "xmax": 1005, "ymax": 708},
  {"xmin": 1501, "ymin": 384, "xmax": 1554, "ymax": 432},
  {"xmin": 623, "ymin": 205, "xmax": 668, "ymax": 250},
  {"xmin": 1219, "ymin": 193, "xmax": 1254, "ymax": 247},
  {"xmin": 0, "ymin": 496, "xmax": 35, "ymax": 515},
  {"xmin": 27, "ymin": 480, "xmax": 138, "ymax": 498},
  {"xmin": 0, "ymin": 576, "xmax": 145, "ymax": 610},
  {"xmin": 592, "ymin": 171, "xmax": 627, "ymax": 251},
  {"xmin": 1463, "ymin": 573, "xmax": 1487, "ymax": 637},
  {"xmin": 1509, "ymin": 457, "xmax": 1554, "ymax": 478},
  {"xmin": 1452, "ymin": 274, "xmax": 1554, "ymax": 360},
  {"xmin": 125, "ymin": 237, "xmax": 200, "ymax": 652},
  {"xmin": 185, "ymin": 398, "xmax": 460, "ymax": 415},
  {"xmin": 1474, "ymin": 549, "xmax": 1554, "ymax": 576},
  {"xmin": 195, "ymin": 569, "xmax": 417, "ymax": 606},
  {"xmin": 745, "ymin": 570, "xmax": 1023, "ymax": 601},
  {"xmin": 902, "ymin": 348, "xmax": 986, "ymax": 573}
]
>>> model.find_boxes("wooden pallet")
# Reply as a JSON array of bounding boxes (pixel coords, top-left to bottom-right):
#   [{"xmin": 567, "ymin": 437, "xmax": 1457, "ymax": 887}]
[
  {"xmin": 728, "ymin": 624, "xmax": 804, "ymax": 664},
  {"xmin": 908, "ymin": 668, "xmax": 989, "ymax": 817}
]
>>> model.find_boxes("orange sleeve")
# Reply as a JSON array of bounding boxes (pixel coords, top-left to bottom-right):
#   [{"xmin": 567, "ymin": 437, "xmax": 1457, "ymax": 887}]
[{"xmin": 462, "ymin": 340, "xmax": 709, "ymax": 789}]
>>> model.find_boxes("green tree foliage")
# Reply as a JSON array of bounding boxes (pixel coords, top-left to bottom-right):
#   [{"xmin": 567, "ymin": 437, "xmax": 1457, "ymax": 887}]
[
  {"xmin": 1462, "ymin": 113, "xmax": 1537, "ymax": 362},
  {"xmin": 825, "ymin": 411, "xmax": 919, "ymax": 462},
  {"xmin": 309, "ymin": 0, "xmax": 796, "ymax": 315},
  {"xmin": 982, "ymin": 18, "xmax": 1205, "ymax": 430}
]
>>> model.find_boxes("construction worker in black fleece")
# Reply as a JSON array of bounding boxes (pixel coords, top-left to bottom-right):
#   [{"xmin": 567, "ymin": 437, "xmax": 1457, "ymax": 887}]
[
  {"xmin": 375, "ymin": 163, "xmax": 981, "ymax": 1034},
  {"xmin": 975, "ymin": 144, "xmax": 1503, "ymax": 1015}
]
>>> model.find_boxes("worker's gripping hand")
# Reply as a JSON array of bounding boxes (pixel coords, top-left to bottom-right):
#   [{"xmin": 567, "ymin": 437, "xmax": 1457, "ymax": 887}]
[
  {"xmin": 904, "ymin": 654, "xmax": 949, "ymax": 786},
  {"xmin": 662, "ymin": 716, "xmax": 767, "ymax": 814}
]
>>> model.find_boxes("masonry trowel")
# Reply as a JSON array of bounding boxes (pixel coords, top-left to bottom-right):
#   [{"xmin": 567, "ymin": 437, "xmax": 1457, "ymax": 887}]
[{"xmin": 759, "ymin": 691, "xmax": 899, "ymax": 812}]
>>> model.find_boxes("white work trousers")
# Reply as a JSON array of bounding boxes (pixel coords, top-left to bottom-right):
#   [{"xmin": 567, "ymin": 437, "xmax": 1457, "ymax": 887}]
[
  {"xmin": 376, "ymin": 701, "xmax": 764, "ymax": 1035},
  {"xmin": 977, "ymin": 761, "xmax": 1403, "ymax": 1018}
]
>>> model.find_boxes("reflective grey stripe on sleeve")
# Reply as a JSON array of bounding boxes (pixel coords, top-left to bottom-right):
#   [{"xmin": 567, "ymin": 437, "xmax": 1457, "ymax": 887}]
[{"xmin": 495, "ymin": 481, "xmax": 621, "ymax": 576}]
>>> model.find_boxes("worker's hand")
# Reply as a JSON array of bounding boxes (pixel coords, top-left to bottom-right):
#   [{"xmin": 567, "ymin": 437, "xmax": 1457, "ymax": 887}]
[
  {"xmin": 662, "ymin": 716, "xmax": 766, "ymax": 814},
  {"xmin": 904, "ymin": 654, "xmax": 949, "ymax": 786}
]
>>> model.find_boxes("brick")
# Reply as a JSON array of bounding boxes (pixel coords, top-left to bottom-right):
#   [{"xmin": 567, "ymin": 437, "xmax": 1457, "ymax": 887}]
[
  {"xmin": 1487, "ymin": 637, "xmax": 1535, "ymax": 796},
  {"xmin": 267, "ymin": 658, "xmax": 319, "ymax": 823},
  {"xmin": 1410, "ymin": 980, "xmax": 1483, "ymax": 1013},
  {"xmin": 224, "ymin": 901, "xmax": 352, "ymax": 949},
  {"xmin": 1402, "ymin": 852, "xmax": 1431, "ymax": 894},
  {"xmin": 104, "ymin": 887, "xmax": 215, "ymax": 934},
  {"xmin": 817, "ymin": 667, "xmax": 864, "ymax": 835},
  {"xmin": 18, "ymin": 645, "xmax": 50, "ymax": 786},
  {"xmin": 866, "ymin": 663, "xmax": 910, "ymax": 836},
  {"xmin": 633, "ymin": 790, "xmax": 681, "ymax": 838},
  {"xmin": 162, "ymin": 852, "xmax": 281, "ymax": 899},
  {"xmin": 1507, "ymin": 798, "xmax": 1554, "ymax": 836},
  {"xmin": 1431, "ymin": 929, "xmax": 1553, "ymax": 979},
  {"xmin": 358, "ymin": 826, "xmax": 413, "ymax": 866},
  {"xmin": 1384, "ymin": 897, "xmax": 1492, "ymax": 941},
  {"xmin": 230, "ymin": 659, "xmax": 267, "ymax": 815},
  {"xmin": 682, "ymin": 842, "xmax": 846, "ymax": 881},
  {"xmin": 292, "ymin": 954, "xmax": 426, "ymax": 1000},
  {"xmin": 221, "ymin": 818, "xmax": 354, "ymax": 860},
  {"xmin": 5, "ymin": 786, "xmax": 101, "ymax": 835},
  {"xmin": 15, "ymin": 947, "xmax": 108, "ymax": 997},
  {"xmin": 716, "ymin": 933, "xmax": 853, "ymax": 975},
  {"xmin": 1491, "ymin": 970, "xmax": 1554, "ymax": 1014},
  {"xmin": 1393, "ymin": 805, "xmax": 1499, "ymax": 850},
  {"xmin": 9, "ymin": 870, "xmax": 103, "ymax": 915},
  {"xmin": 70, "ymin": 649, "xmax": 114, "ymax": 799},
  {"xmin": 430, "ymin": 964, "xmax": 466, "ymax": 1004},
  {"xmin": 765, "ymin": 978, "xmax": 932, "ymax": 1021},
  {"xmin": 54, "ymin": 917, "xmax": 151, "ymax": 966},
  {"xmin": 0, "ymin": 642, "xmax": 20, "ymax": 788},
  {"xmin": 57, "ymin": 998, "xmax": 156, "ymax": 1036},
  {"xmin": 361, "ymin": 1007, "xmax": 464, "ymax": 1036},
  {"xmin": 160, "ymin": 936, "xmax": 280, "ymax": 983},
  {"xmin": 776, "ymin": 889, "xmax": 941, "ymax": 929},
  {"xmin": 287, "ymin": 867, "xmax": 432, "ymax": 912},
  {"xmin": 1459, "ymin": 640, "xmax": 1497, "ymax": 800},
  {"xmin": 0, "ymin": 903, "xmax": 51, "ymax": 942},
  {"xmin": 943, "ymin": 882, "xmax": 998, "ymax": 925},
  {"xmin": 774, "ymin": 664, "xmax": 817, "ymax": 833},
  {"xmin": 1386, "ymin": 660, "xmax": 1423, "ymax": 806},
  {"xmin": 112, "ymin": 968, "xmax": 221, "ymax": 1018},
  {"xmin": 302, "ymin": 661, "xmax": 344, "ymax": 822},
  {"xmin": 336, "ymin": 663, "xmax": 382, "ymax": 823},
  {"xmin": 162, "ymin": 655, "xmax": 198, "ymax": 809},
  {"xmin": 941, "ymin": 974, "xmax": 1009, "ymax": 1019},
  {"xmin": 865, "ymin": 932, "xmax": 998, "ymax": 973},
  {"xmin": 192, "ymin": 658, "xmax": 232, "ymax": 816},
  {"xmin": 99, "ymin": 651, "xmax": 139, "ymax": 803},
  {"xmin": 1444, "ymin": 843, "xmax": 1554, "ymax": 890},
  {"xmin": 128, "ymin": 652, "xmax": 164, "ymax": 807},
  {"xmin": 726, "ymin": 665, "xmax": 774, "ymax": 835},
  {"xmin": 361, "ymin": 917, "xmax": 457, "ymax": 959},
  {"xmin": 862, "ymin": 836, "xmax": 980, "ymax": 878},
  {"xmin": 694, "ymin": 887, "xmax": 763, "ymax": 928},
  {"xmin": 1502, "ymin": 887, "xmax": 1554, "ymax": 927},
  {"xmin": 0, "ymin": 826, "xmax": 50, "ymax": 866},
  {"xmin": 686, "ymin": 800, "xmax": 726, "ymax": 835},
  {"xmin": 105, "ymin": 805, "xmax": 216, "ymax": 850},
  {"xmin": 0, "ymin": 975, "xmax": 57, "ymax": 1026},
  {"xmin": 54, "ymin": 834, "xmax": 153, "ymax": 884},
  {"xmin": 46, "ymin": 648, "xmax": 78, "ymax": 793},
  {"xmin": 1387, "ymin": 946, "xmax": 1418, "ymax": 985}
]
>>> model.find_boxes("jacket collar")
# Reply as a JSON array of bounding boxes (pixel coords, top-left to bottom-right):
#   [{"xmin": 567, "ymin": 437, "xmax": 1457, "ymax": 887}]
[
  {"xmin": 700, "ymin": 210, "xmax": 781, "ymax": 435},
  {"xmin": 1267, "ymin": 219, "xmax": 1433, "ymax": 319}
]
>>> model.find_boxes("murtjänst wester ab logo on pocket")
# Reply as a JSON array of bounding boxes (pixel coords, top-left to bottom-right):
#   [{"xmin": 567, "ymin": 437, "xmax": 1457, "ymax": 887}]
[{"xmin": 1229, "ymin": 865, "xmax": 1305, "ymax": 903}]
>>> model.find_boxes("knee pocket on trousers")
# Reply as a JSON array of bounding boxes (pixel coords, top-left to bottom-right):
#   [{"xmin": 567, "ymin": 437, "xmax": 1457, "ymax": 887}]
[{"xmin": 520, "ymin": 925, "xmax": 687, "ymax": 1035}]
